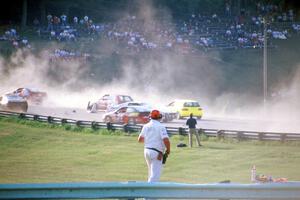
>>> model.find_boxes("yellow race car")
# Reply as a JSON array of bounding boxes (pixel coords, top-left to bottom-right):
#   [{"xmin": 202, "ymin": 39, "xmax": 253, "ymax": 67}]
[{"xmin": 167, "ymin": 99, "xmax": 203, "ymax": 119}]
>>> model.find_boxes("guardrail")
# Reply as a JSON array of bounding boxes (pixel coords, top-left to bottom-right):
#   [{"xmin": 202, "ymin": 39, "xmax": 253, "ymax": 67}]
[
  {"xmin": 1, "ymin": 110, "xmax": 300, "ymax": 142},
  {"xmin": 1, "ymin": 181, "xmax": 300, "ymax": 199}
]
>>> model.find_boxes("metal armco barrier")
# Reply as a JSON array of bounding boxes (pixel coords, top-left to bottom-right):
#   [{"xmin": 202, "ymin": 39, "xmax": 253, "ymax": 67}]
[
  {"xmin": 1, "ymin": 181, "xmax": 300, "ymax": 199},
  {"xmin": 1, "ymin": 110, "xmax": 300, "ymax": 141}
]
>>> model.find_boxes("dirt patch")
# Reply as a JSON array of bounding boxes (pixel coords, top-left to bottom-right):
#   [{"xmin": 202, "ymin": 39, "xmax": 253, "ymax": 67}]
[{"xmin": 0, "ymin": 131, "xmax": 13, "ymax": 136}]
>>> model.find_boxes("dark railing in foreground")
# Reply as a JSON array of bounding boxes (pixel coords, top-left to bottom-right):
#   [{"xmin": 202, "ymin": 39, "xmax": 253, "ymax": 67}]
[
  {"xmin": 1, "ymin": 110, "xmax": 300, "ymax": 142},
  {"xmin": 1, "ymin": 181, "xmax": 300, "ymax": 199}
]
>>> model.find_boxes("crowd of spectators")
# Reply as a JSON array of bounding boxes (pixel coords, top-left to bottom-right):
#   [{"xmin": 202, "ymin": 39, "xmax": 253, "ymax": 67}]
[
  {"xmin": 37, "ymin": 2, "xmax": 300, "ymax": 55},
  {"xmin": 0, "ymin": 28, "xmax": 31, "ymax": 49},
  {"xmin": 1, "ymin": 1, "xmax": 300, "ymax": 56},
  {"xmin": 49, "ymin": 49, "xmax": 91, "ymax": 63},
  {"xmin": 38, "ymin": 14, "xmax": 102, "ymax": 42}
]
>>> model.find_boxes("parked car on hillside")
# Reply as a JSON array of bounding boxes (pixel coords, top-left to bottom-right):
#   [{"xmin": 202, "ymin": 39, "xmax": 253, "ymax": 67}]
[
  {"xmin": 87, "ymin": 94, "xmax": 133, "ymax": 113},
  {"xmin": 0, "ymin": 93, "xmax": 28, "ymax": 112},
  {"xmin": 103, "ymin": 105, "xmax": 151, "ymax": 124},
  {"xmin": 167, "ymin": 99, "xmax": 203, "ymax": 119}
]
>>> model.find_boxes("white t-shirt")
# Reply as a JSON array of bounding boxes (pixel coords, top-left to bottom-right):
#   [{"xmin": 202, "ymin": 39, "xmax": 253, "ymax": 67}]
[{"xmin": 139, "ymin": 119, "xmax": 169, "ymax": 152}]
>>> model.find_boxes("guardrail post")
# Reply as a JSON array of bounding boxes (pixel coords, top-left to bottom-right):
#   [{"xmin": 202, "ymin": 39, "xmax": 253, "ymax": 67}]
[
  {"xmin": 217, "ymin": 130, "xmax": 225, "ymax": 140},
  {"xmin": 280, "ymin": 133, "xmax": 287, "ymax": 143},
  {"xmin": 91, "ymin": 121, "xmax": 98, "ymax": 130},
  {"xmin": 47, "ymin": 116, "xmax": 53, "ymax": 123},
  {"xmin": 76, "ymin": 121, "xmax": 81, "ymax": 127},
  {"xmin": 198, "ymin": 128, "xmax": 204, "ymax": 136},
  {"xmin": 107, "ymin": 122, "xmax": 112, "ymax": 131},
  {"xmin": 258, "ymin": 133, "xmax": 264, "ymax": 141},
  {"xmin": 61, "ymin": 118, "xmax": 67, "ymax": 124},
  {"xmin": 19, "ymin": 113, "xmax": 25, "ymax": 119},
  {"xmin": 33, "ymin": 115, "xmax": 39, "ymax": 121},
  {"xmin": 237, "ymin": 131, "xmax": 244, "ymax": 141},
  {"xmin": 178, "ymin": 127, "xmax": 184, "ymax": 135},
  {"xmin": 123, "ymin": 124, "xmax": 129, "ymax": 133}
]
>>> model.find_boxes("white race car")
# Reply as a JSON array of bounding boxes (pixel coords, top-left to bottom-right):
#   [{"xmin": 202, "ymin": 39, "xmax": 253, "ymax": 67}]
[
  {"xmin": 0, "ymin": 93, "xmax": 28, "ymax": 113},
  {"xmin": 107, "ymin": 102, "xmax": 177, "ymax": 122},
  {"xmin": 87, "ymin": 94, "xmax": 134, "ymax": 113}
]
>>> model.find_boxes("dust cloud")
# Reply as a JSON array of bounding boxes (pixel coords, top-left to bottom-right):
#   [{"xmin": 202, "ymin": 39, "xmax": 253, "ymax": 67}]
[{"xmin": 267, "ymin": 65, "xmax": 300, "ymax": 121}]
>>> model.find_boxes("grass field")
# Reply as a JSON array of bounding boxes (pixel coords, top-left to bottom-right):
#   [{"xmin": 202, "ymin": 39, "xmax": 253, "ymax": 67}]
[{"xmin": 0, "ymin": 118, "xmax": 300, "ymax": 184}]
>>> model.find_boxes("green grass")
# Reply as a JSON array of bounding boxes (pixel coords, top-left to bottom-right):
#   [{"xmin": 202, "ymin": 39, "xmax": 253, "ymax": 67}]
[{"xmin": 0, "ymin": 118, "xmax": 300, "ymax": 184}]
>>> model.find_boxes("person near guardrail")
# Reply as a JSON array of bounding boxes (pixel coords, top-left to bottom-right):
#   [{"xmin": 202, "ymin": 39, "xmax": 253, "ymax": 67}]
[
  {"xmin": 138, "ymin": 109, "xmax": 171, "ymax": 182},
  {"xmin": 186, "ymin": 113, "xmax": 201, "ymax": 147}
]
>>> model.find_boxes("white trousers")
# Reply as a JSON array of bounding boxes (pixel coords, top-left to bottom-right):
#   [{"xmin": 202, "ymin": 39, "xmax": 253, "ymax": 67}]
[{"xmin": 144, "ymin": 149, "xmax": 163, "ymax": 182}]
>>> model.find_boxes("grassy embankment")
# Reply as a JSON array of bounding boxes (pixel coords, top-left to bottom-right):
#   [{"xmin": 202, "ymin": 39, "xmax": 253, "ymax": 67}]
[{"xmin": 0, "ymin": 117, "xmax": 300, "ymax": 184}]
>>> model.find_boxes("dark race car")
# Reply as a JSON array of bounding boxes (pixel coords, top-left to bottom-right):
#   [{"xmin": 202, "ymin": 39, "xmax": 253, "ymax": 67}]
[{"xmin": 13, "ymin": 88, "xmax": 47, "ymax": 105}]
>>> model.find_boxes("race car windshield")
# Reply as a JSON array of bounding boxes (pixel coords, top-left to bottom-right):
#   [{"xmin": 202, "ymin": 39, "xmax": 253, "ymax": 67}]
[
  {"xmin": 121, "ymin": 96, "xmax": 133, "ymax": 102},
  {"xmin": 131, "ymin": 106, "xmax": 151, "ymax": 112},
  {"xmin": 184, "ymin": 102, "xmax": 200, "ymax": 107}
]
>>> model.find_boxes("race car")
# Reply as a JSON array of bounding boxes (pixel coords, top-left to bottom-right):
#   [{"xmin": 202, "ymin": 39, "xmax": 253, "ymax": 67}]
[
  {"xmin": 87, "ymin": 94, "xmax": 133, "ymax": 113},
  {"xmin": 13, "ymin": 88, "xmax": 47, "ymax": 105},
  {"xmin": 0, "ymin": 93, "xmax": 28, "ymax": 112},
  {"xmin": 107, "ymin": 101, "xmax": 177, "ymax": 122},
  {"xmin": 167, "ymin": 99, "xmax": 203, "ymax": 119},
  {"xmin": 103, "ymin": 105, "xmax": 151, "ymax": 124},
  {"xmin": 158, "ymin": 106, "xmax": 177, "ymax": 122},
  {"xmin": 106, "ymin": 101, "xmax": 152, "ymax": 112}
]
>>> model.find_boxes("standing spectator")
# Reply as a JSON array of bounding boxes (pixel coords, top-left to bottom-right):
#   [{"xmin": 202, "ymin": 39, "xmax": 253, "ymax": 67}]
[
  {"xmin": 73, "ymin": 16, "xmax": 78, "ymax": 27},
  {"xmin": 5, "ymin": 30, "xmax": 11, "ymax": 39},
  {"xmin": 288, "ymin": 9, "xmax": 294, "ymax": 21},
  {"xmin": 53, "ymin": 16, "xmax": 60, "ymax": 31},
  {"xmin": 61, "ymin": 14, "xmax": 67, "ymax": 26},
  {"xmin": 186, "ymin": 113, "xmax": 201, "ymax": 147},
  {"xmin": 12, "ymin": 40, "xmax": 19, "ymax": 48},
  {"xmin": 138, "ymin": 110, "xmax": 171, "ymax": 182},
  {"xmin": 47, "ymin": 14, "xmax": 53, "ymax": 31},
  {"xmin": 21, "ymin": 38, "xmax": 30, "ymax": 48},
  {"xmin": 10, "ymin": 29, "xmax": 17, "ymax": 38},
  {"xmin": 84, "ymin": 16, "xmax": 89, "ymax": 23},
  {"xmin": 225, "ymin": 2, "xmax": 231, "ymax": 16}
]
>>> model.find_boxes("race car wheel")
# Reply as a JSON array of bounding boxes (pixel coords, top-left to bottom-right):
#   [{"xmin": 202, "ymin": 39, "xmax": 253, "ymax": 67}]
[
  {"xmin": 6, "ymin": 101, "xmax": 28, "ymax": 113},
  {"xmin": 20, "ymin": 102, "xmax": 28, "ymax": 113}
]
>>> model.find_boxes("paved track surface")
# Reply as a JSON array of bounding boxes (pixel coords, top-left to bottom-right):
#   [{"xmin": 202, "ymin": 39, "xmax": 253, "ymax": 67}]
[{"xmin": 27, "ymin": 105, "xmax": 300, "ymax": 133}]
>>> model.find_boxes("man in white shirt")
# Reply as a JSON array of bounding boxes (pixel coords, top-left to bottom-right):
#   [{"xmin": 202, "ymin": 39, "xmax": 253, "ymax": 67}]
[{"xmin": 138, "ymin": 110, "xmax": 171, "ymax": 182}]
